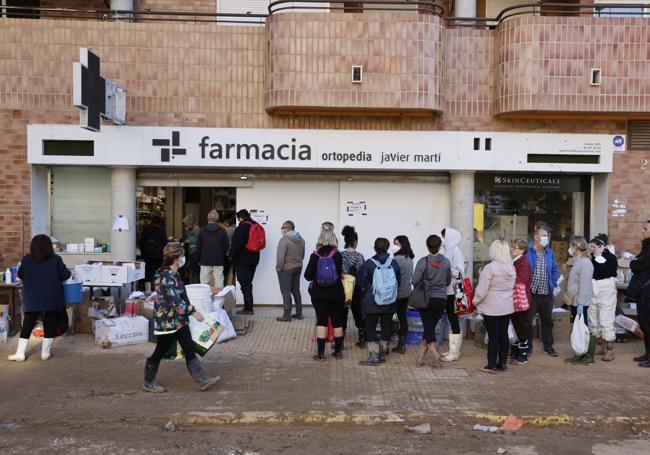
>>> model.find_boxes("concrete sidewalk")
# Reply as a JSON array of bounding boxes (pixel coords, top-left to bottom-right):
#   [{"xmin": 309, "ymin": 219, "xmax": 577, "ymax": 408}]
[{"xmin": 1, "ymin": 309, "xmax": 649, "ymax": 430}]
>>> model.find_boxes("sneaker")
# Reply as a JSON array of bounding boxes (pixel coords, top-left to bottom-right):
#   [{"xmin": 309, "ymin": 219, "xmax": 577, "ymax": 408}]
[
  {"xmin": 510, "ymin": 357, "xmax": 528, "ymax": 365},
  {"xmin": 544, "ymin": 348, "xmax": 559, "ymax": 357},
  {"xmin": 633, "ymin": 353, "xmax": 648, "ymax": 362},
  {"xmin": 236, "ymin": 310, "xmax": 254, "ymax": 315},
  {"xmin": 639, "ymin": 359, "xmax": 650, "ymax": 368},
  {"xmin": 313, "ymin": 353, "xmax": 326, "ymax": 362},
  {"xmin": 480, "ymin": 365, "xmax": 497, "ymax": 374}
]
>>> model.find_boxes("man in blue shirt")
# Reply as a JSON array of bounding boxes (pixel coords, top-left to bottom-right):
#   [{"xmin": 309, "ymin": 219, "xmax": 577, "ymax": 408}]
[{"xmin": 526, "ymin": 224, "xmax": 560, "ymax": 357}]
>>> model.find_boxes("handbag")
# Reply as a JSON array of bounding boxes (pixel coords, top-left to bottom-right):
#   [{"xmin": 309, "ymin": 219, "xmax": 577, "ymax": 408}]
[
  {"xmin": 513, "ymin": 282, "xmax": 529, "ymax": 312},
  {"xmin": 454, "ymin": 276, "xmax": 476, "ymax": 316},
  {"xmin": 408, "ymin": 281, "xmax": 428, "ymax": 310}
]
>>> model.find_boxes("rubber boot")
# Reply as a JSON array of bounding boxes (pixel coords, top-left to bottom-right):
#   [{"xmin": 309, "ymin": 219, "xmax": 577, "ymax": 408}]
[
  {"xmin": 379, "ymin": 340, "xmax": 390, "ymax": 363},
  {"xmin": 603, "ymin": 340, "xmax": 615, "ymax": 361},
  {"xmin": 186, "ymin": 357, "xmax": 220, "ymax": 391},
  {"xmin": 391, "ymin": 335, "xmax": 406, "ymax": 354},
  {"xmin": 8, "ymin": 338, "xmax": 28, "ymax": 362},
  {"xmin": 143, "ymin": 359, "xmax": 166, "ymax": 393},
  {"xmin": 594, "ymin": 337, "xmax": 605, "ymax": 356},
  {"xmin": 291, "ymin": 300, "xmax": 303, "ymax": 320},
  {"xmin": 276, "ymin": 302, "xmax": 292, "ymax": 322},
  {"xmin": 416, "ymin": 338, "xmax": 429, "ymax": 366},
  {"xmin": 333, "ymin": 336, "xmax": 344, "ymax": 359},
  {"xmin": 572, "ymin": 335, "xmax": 596, "ymax": 365},
  {"xmin": 41, "ymin": 338, "xmax": 53, "ymax": 361},
  {"xmin": 355, "ymin": 328, "xmax": 367, "ymax": 349},
  {"xmin": 429, "ymin": 342, "xmax": 441, "ymax": 368},
  {"xmin": 442, "ymin": 333, "xmax": 462, "ymax": 362},
  {"xmin": 359, "ymin": 342, "xmax": 381, "ymax": 366}
]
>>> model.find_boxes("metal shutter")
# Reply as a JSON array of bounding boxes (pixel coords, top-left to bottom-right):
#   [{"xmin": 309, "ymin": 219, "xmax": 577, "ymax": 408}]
[{"xmin": 628, "ymin": 121, "xmax": 650, "ymax": 150}]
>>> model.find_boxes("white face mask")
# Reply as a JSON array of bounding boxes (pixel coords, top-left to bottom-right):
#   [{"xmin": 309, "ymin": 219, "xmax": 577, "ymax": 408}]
[
  {"xmin": 389, "ymin": 244, "xmax": 400, "ymax": 254},
  {"xmin": 568, "ymin": 247, "xmax": 574, "ymax": 257},
  {"xmin": 539, "ymin": 235, "xmax": 549, "ymax": 247},
  {"xmin": 178, "ymin": 256, "xmax": 186, "ymax": 268}
]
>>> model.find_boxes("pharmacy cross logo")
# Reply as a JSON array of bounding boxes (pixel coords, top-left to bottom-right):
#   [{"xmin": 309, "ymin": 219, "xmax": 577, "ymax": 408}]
[
  {"xmin": 73, "ymin": 48, "xmax": 106, "ymax": 132},
  {"xmin": 152, "ymin": 131, "xmax": 187, "ymax": 162}
]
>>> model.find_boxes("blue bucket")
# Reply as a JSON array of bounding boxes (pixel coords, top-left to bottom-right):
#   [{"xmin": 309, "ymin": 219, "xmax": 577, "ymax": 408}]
[{"xmin": 63, "ymin": 281, "xmax": 83, "ymax": 304}]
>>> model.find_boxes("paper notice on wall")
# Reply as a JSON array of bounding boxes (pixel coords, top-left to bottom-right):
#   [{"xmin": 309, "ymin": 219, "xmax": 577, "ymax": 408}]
[
  {"xmin": 250, "ymin": 210, "xmax": 268, "ymax": 225},
  {"xmin": 346, "ymin": 201, "xmax": 367, "ymax": 216},
  {"xmin": 611, "ymin": 199, "xmax": 627, "ymax": 218}
]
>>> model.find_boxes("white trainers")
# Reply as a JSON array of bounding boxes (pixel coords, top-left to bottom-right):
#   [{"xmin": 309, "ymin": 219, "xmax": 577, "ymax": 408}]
[{"xmin": 8, "ymin": 338, "xmax": 28, "ymax": 362}]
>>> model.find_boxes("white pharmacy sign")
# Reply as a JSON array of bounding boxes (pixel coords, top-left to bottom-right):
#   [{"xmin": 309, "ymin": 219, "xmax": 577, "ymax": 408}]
[{"xmin": 28, "ymin": 125, "xmax": 620, "ymax": 173}]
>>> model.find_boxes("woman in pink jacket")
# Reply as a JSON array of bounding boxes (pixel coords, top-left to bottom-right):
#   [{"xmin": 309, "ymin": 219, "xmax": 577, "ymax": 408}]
[{"xmin": 474, "ymin": 240, "xmax": 516, "ymax": 374}]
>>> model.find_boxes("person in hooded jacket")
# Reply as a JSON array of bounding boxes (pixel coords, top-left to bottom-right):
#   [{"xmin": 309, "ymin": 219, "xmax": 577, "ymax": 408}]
[
  {"xmin": 440, "ymin": 227, "xmax": 465, "ymax": 362},
  {"xmin": 276, "ymin": 220, "xmax": 306, "ymax": 321},
  {"xmin": 411, "ymin": 235, "xmax": 451, "ymax": 369},
  {"xmin": 631, "ymin": 219, "xmax": 650, "ymax": 367},
  {"xmin": 588, "ymin": 234, "xmax": 618, "ymax": 361},
  {"xmin": 231, "ymin": 209, "xmax": 261, "ymax": 315},
  {"xmin": 357, "ymin": 237, "xmax": 401, "ymax": 365},
  {"xmin": 197, "ymin": 210, "xmax": 230, "ymax": 289},
  {"xmin": 390, "ymin": 235, "xmax": 414, "ymax": 354},
  {"xmin": 474, "ymin": 240, "xmax": 516, "ymax": 373}
]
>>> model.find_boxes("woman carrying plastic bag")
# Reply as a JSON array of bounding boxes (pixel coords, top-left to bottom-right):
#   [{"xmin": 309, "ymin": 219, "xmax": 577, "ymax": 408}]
[{"xmin": 563, "ymin": 237, "xmax": 595, "ymax": 365}]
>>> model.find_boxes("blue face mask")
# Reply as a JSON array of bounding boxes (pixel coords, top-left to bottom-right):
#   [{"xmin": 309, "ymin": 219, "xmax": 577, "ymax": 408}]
[
  {"xmin": 540, "ymin": 236, "xmax": 549, "ymax": 247},
  {"xmin": 178, "ymin": 256, "xmax": 186, "ymax": 268}
]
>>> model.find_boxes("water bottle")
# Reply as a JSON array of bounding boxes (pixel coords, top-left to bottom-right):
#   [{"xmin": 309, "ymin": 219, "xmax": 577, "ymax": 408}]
[{"xmin": 4, "ymin": 268, "xmax": 11, "ymax": 284}]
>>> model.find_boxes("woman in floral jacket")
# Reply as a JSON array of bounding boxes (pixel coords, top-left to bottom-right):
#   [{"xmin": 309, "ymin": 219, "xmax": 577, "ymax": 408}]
[{"xmin": 144, "ymin": 242, "xmax": 219, "ymax": 393}]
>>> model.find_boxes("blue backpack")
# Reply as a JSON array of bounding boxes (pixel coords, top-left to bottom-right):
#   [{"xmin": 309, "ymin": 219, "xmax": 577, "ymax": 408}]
[
  {"xmin": 315, "ymin": 249, "xmax": 338, "ymax": 287},
  {"xmin": 370, "ymin": 257, "xmax": 398, "ymax": 306}
]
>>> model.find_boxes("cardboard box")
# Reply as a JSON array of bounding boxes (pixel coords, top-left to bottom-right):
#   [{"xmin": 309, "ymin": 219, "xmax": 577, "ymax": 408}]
[
  {"xmin": 84, "ymin": 238, "xmax": 96, "ymax": 252},
  {"xmin": 94, "ymin": 316, "xmax": 149, "ymax": 348},
  {"xmin": 75, "ymin": 263, "xmax": 103, "ymax": 284},
  {"xmin": 100, "ymin": 262, "xmax": 145, "ymax": 284},
  {"xmin": 75, "ymin": 303, "xmax": 94, "ymax": 334},
  {"xmin": 552, "ymin": 308, "xmax": 571, "ymax": 343}
]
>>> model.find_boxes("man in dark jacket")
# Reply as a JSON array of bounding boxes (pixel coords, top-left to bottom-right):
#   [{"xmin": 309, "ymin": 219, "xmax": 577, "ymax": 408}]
[
  {"xmin": 197, "ymin": 210, "xmax": 230, "ymax": 288},
  {"xmin": 631, "ymin": 219, "xmax": 650, "ymax": 367},
  {"xmin": 230, "ymin": 209, "xmax": 261, "ymax": 315},
  {"xmin": 140, "ymin": 216, "xmax": 167, "ymax": 289}
]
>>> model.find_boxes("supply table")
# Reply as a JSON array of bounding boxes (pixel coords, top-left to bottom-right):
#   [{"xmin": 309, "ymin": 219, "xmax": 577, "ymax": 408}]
[{"xmin": 0, "ymin": 283, "xmax": 22, "ymax": 335}]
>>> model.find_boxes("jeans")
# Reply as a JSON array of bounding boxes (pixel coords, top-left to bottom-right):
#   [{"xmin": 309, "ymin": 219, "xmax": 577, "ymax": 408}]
[
  {"xmin": 236, "ymin": 265, "xmax": 257, "ymax": 311},
  {"xmin": 277, "ymin": 268, "xmax": 302, "ymax": 316},
  {"xmin": 445, "ymin": 294, "xmax": 461, "ymax": 334},
  {"xmin": 484, "ymin": 314, "xmax": 511, "ymax": 368},
  {"xmin": 20, "ymin": 311, "xmax": 58, "ymax": 339},
  {"xmin": 200, "ymin": 265, "xmax": 224, "ymax": 288},
  {"xmin": 395, "ymin": 297, "xmax": 409, "ymax": 337},
  {"xmin": 527, "ymin": 293, "xmax": 554, "ymax": 351},
  {"xmin": 148, "ymin": 325, "xmax": 196, "ymax": 363},
  {"xmin": 637, "ymin": 295, "xmax": 650, "ymax": 355},
  {"xmin": 419, "ymin": 297, "xmax": 447, "ymax": 343},
  {"xmin": 365, "ymin": 313, "xmax": 393, "ymax": 342}
]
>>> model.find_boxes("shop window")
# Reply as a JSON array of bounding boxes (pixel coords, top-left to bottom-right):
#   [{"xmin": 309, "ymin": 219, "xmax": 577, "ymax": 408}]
[{"xmin": 50, "ymin": 166, "xmax": 111, "ymax": 247}]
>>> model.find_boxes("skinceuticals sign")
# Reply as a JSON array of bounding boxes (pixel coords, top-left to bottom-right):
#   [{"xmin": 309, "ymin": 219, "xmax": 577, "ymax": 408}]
[{"xmin": 28, "ymin": 125, "xmax": 616, "ymax": 173}]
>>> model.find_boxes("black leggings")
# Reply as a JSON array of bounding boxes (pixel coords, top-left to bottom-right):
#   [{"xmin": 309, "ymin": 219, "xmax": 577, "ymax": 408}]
[
  {"xmin": 20, "ymin": 311, "xmax": 58, "ymax": 339},
  {"xmin": 395, "ymin": 297, "xmax": 409, "ymax": 336},
  {"xmin": 149, "ymin": 325, "xmax": 196, "ymax": 363},
  {"xmin": 484, "ymin": 314, "xmax": 511, "ymax": 368},
  {"xmin": 313, "ymin": 298, "xmax": 345, "ymax": 328},
  {"xmin": 445, "ymin": 294, "xmax": 461, "ymax": 334},
  {"xmin": 420, "ymin": 297, "xmax": 447, "ymax": 343},
  {"xmin": 365, "ymin": 313, "xmax": 393, "ymax": 342}
]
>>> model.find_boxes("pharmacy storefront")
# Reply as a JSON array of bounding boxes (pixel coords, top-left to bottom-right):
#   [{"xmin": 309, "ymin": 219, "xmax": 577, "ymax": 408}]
[{"xmin": 27, "ymin": 125, "xmax": 620, "ymax": 305}]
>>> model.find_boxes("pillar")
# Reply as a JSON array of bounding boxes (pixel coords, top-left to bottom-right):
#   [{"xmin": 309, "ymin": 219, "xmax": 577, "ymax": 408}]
[
  {"xmin": 111, "ymin": 167, "xmax": 136, "ymax": 262},
  {"xmin": 590, "ymin": 173, "xmax": 609, "ymax": 239},
  {"xmin": 450, "ymin": 171, "xmax": 475, "ymax": 280},
  {"xmin": 455, "ymin": 0, "xmax": 477, "ymax": 18}
]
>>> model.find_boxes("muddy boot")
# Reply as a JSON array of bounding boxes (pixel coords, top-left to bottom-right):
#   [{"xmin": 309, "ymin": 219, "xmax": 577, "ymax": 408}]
[
  {"xmin": 359, "ymin": 342, "xmax": 381, "ymax": 366},
  {"xmin": 186, "ymin": 357, "xmax": 220, "ymax": 391},
  {"xmin": 333, "ymin": 336, "xmax": 344, "ymax": 359},
  {"xmin": 429, "ymin": 342, "xmax": 441, "ymax": 369},
  {"xmin": 572, "ymin": 335, "xmax": 596, "ymax": 365},
  {"xmin": 379, "ymin": 340, "xmax": 390, "ymax": 363},
  {"xmin": 416, "ymin": 339, "xmax": 429, "ymax": 366},
  {"xmin": 391, "ymin": 335, "xmax": 406, "ymax": 354},
  {"xmin": 277, "ymin": 302, "xmax": 292, "ymax": 321},
  {"xmin": 594, "ymin": 337, "xmax": 605, "ymax": 356},
  {"xmin": 603, "ymin": 341, "xmax": 615, "ymax": 361},
  {"xmin": 143, "ymin": 359, "xmax": 166, "ymax": 393},
  {"xmin": 355, "ymin": 328, "xmax": 367, "ymax": 349},
  {"xmin": 291, "ymin": 300, "xmax": 303, "ymax": 320}
]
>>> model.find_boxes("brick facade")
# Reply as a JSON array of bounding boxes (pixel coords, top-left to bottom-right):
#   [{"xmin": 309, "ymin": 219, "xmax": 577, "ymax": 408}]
[{"xmin": 0, "ymin": 11, "xmax": 648, "ymax": 265}]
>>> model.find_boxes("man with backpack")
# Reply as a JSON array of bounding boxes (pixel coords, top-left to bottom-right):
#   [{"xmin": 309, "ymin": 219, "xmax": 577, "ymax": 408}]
[
  {"xmin": 356, "ymin": 238, "xmax": 401, "ymax": 366},
  {"xmin": 197, "ymin": 210, "xmax": 230, "ymax": 289},
  {"xmin": 230, "ymin": 209, "xmax": 266, "ymax": 315}
]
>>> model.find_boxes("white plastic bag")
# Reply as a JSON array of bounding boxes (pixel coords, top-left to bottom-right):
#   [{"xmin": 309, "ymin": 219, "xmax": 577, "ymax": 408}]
[
  {"xmin": 214, "ymin": 308, "xmax": 237, "ymax": 343},
  {"xmin": 0, "ymin": 315, "xmax": 8, "ymax": 344},
  {"xmin": 508, "ymin": 321, "xmax": 518, "ymax": 344},
  {"xmin": 570, "ymin": 314, "xmax": 590, "ymax": 355}
]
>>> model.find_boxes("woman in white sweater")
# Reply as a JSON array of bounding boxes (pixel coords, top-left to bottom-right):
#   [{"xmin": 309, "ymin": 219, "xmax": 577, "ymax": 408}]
[
  {"xmin": 440, "ymin": 227, "xmax": 466, "ymax": 362},
  {"xmin": 565, "ymin": 236, "xmax": 595, "ymax": 365}
]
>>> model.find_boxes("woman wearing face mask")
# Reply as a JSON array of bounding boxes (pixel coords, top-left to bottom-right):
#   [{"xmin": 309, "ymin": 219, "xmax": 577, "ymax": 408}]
[
  {"xmin": 589, "ymin": 234, "xmax": 618, "ymax": 361},
  {"xmin": 565, "ymin": 236, "xmax": 595, "ymax": 365},
  {"xmin": 510, "ymin": 239, "xmax": 532, "ymax": 365},
  {"xmin": 143, "ymin": 242, "xmax": 220, "ymax": 393},
  {"xmin": 390, "ymin": 235, "xmax": 414, "ymax": 354},
  {"xmin": 440, "ymin": 227, "xmax": 465, "ymax": 362}
]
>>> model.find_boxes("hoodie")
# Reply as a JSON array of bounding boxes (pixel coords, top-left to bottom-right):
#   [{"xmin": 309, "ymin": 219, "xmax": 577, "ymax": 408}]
[
  {"xmin": 442, "ymin": 227, "xmax": 465, "ymax": 295},
  {"xmin": 474, "ymin": 260, "xmax": 516, "ymax": 316},
  {"xmin": 411, "ymin": 253, "xmax": 451, "ymax": 300},
  {"xmin": 197, "ymin": 223, "xmax": 230, "ymax": 267},
  {"xmin": 276, "ymin": 230, "xmax": 306, "ymax": 272}
]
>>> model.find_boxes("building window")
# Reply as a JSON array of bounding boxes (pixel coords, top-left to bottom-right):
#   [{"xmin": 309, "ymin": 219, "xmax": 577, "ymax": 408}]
[{"xmin": 1, "ymin": 0, "xmax": 40, "ymax": 19}]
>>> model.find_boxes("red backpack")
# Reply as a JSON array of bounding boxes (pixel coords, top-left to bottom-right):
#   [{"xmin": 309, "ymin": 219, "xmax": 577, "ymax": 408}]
[{"xmin": 243, "ymin": 221, "xmax": 266, "ymax": 252}]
